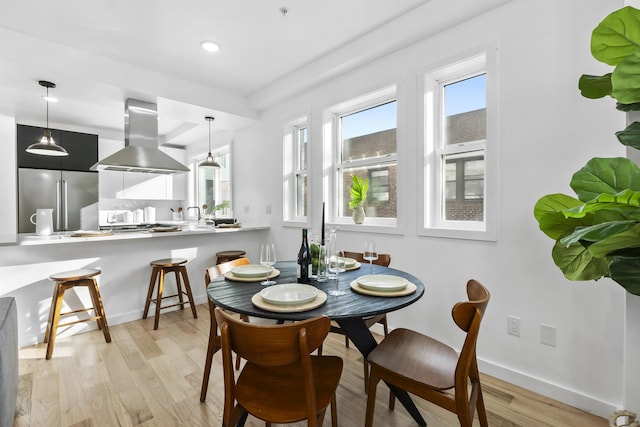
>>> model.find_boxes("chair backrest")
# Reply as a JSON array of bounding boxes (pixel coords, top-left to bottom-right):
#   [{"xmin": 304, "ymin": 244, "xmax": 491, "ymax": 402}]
[
  {"xmin": 451, "ymin": 279, "xmax": 490, "ymax": 394},
  {"xmin": 342, "ymin": 251, "xmax": 391, "ymax": 267},
  {"xmin": 215, "ymin": 307, "xmax": 330, "ymax": 366},
  {"xmin": 204, "ymin": 257, "xmax": 251, "ymax": 287}
]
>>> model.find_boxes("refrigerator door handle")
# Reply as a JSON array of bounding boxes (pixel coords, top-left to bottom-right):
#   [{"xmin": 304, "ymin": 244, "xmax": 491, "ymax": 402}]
[
  {"xmin": 62, "ymin": 180, "xmax": 68, "ymax": 231},
  {"xmin": 56, "ymin": 180, "xmax": 62, "ymax": 230}
]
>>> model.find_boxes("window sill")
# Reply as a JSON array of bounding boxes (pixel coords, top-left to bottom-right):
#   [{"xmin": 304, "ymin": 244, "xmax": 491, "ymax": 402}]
[
  {"xmin": 329, "ymin": 222, "xmax": 405, "ymax": 236},
  {"xmin": 419, "ymin": 226, "xmax": 496, "ymax": 242}
]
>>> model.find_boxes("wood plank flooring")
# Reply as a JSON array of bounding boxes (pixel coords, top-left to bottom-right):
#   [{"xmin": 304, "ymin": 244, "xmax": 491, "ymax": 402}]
[{"xmin": 14, "ymin": 304, "xmax": 607, "ymax": 426}]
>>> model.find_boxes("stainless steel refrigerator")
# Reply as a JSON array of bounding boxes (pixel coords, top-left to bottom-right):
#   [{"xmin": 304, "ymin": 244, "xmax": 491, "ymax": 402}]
[{"xmin": 18, "ymin": 168, "xmax": 99, "ymax": 233}]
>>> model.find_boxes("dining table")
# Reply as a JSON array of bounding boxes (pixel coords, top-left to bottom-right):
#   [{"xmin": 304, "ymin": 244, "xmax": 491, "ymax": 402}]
[{"xmin": 207, "ymin": 259, "xmax": 426, "ymax": 426}]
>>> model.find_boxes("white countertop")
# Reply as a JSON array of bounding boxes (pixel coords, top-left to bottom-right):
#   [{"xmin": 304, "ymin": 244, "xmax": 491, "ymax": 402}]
[{"xmin": 17, "ymin": 224, "xmax": 269, "ymax": 246}]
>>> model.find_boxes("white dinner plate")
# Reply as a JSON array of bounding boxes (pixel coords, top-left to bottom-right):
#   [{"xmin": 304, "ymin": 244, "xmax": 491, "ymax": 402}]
[
  {"xmin": 260, "ymin": 283, "xmax": 318, "ymax": 306},
  {"xmin": 231, "ymin": 264, "xmax": 273, "ymax": 278},
  {"xmin": 356, "ymin": 274, "xmax": 408, "ymax": 292},
  {"xmin": 328, "ymin": 256, "xmax": 357, "ymax": 267}
]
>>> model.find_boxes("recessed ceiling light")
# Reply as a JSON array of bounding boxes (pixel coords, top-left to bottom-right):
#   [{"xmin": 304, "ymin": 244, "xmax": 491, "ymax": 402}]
[
  {"xmin": 200, "ymin": 40, "xmax": 220, "ymax": 53},
  {"xmin": 43, "ymin": 95, "xmax": 58, "ymax": 103}
]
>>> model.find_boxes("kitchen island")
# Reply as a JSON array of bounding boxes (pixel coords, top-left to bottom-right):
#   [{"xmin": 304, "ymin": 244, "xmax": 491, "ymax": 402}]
[{"xmin": 0, "ymin": 224, "xmax": 269, "ymax": 347}]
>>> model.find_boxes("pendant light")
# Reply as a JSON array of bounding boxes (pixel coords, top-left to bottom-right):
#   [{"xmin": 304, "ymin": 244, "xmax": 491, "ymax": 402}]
[
  {"xmin": 199, "ymin": 116, "xmax": 220, "ymax": 168},
  {"xmin": 26, "ymin": 81, "xmax": 68, "ymax": 156}
]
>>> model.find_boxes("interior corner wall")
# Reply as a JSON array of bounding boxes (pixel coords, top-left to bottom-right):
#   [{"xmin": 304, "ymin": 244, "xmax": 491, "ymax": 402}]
[{"xmin": 230, "ymin": 0, "xmax": 627, "ymax": 417}]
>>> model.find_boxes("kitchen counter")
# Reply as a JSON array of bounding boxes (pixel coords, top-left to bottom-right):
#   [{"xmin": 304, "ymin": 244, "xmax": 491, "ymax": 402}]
[{"xmin": 17, "ymin": 224, "xmax": 267, "ymax": 246}]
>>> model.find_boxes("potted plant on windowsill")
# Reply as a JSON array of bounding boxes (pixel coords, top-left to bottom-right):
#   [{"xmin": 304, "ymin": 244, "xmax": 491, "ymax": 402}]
[
  {"xmin": 349, "ymin": 175, "xmax": 369, "ymax": 224},
  {"xmin": 534, "ymin": 6, "xmax": 640, "ymax": 297}
]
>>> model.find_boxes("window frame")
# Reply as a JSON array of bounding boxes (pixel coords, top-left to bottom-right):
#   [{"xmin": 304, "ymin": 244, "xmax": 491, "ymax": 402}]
[
  {"xmin": 420, "ymin": 47, "xmax": 497, "ymax": 241},
  {"xmin": 324, "ymin": 85, "xmax": 399, "ymax": 230},
  {"xmin": 283, "ymin": 115, "xmax": 310, "ymax": 225},
  {"xmin": 193, "ymin": 144, "xmax": 233, "ymax": 219}
]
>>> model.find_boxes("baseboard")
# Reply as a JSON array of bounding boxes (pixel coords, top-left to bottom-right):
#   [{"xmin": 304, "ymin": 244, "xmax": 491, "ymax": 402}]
[{"xmin": 478, "ymin": 358, "xmax": 618, "ymax": 419}]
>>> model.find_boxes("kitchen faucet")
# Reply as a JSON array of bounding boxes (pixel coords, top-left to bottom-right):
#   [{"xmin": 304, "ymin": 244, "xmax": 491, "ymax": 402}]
[{"xmin": 187, "ymin": 206, "xmax": 201, "ymax": 221}]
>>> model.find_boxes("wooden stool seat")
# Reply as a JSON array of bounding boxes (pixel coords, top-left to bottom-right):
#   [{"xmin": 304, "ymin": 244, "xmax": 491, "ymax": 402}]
[
  {"xmin": 45, "ymin": 268, "xmax": 111, "ymax": 360},
  {"xmin": 143, "ymin": 258, "xmax": 197, "ymax": 330},
  {"xmin": 215, "ymin": 250, "xmax": 246, "ymax": 265}
]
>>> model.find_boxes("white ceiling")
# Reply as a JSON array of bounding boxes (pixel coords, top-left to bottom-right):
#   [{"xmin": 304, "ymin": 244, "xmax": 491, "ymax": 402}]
[{"xmin": 0, "ymin": 0, "xmax": 511, "ymax": 150}]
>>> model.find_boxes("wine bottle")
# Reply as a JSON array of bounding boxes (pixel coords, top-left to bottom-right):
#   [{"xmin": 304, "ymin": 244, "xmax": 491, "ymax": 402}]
[{"xmin": 297, "ymin": 228, "xmax": 310, "ymax": 283}]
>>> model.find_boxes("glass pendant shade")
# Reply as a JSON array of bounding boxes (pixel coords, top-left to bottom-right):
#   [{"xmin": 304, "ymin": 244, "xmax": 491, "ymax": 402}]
[
  {"xmin": 199, "ymin": 116, "xmax": 220, "ymax": 168},
  {"xmin": 26, "ymin": 81, "xmax": 68, "ymax": 157}
]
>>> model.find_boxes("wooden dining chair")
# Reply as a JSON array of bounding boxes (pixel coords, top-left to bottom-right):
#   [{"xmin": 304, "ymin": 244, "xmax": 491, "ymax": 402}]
[
  {"xmin": 215, "ymin": 307, "xmax": 343, "ymax": 427},
  {"xmin": 364, "ymin": 279, "xmax": 490, "ymax": 427},
  {"xmin": 199, "ymin": 257, "xmax": 251, "ymax": 402},
  {"xmin": 330, "ymin": 250, "xmax": 391, "ymax": 391}
]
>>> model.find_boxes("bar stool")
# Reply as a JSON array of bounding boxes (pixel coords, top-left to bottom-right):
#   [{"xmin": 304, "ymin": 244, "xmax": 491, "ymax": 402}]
[
  {"xmin": 215, "ymin": 250, "xmax": 246, "ymax": 265},
  {"xmin": 143, "ymin": 258, "xmax": 197, "ymax": 330},
  {"xmin": 44, "ymin": 268, "xmax": 111, "ymax": 360}
]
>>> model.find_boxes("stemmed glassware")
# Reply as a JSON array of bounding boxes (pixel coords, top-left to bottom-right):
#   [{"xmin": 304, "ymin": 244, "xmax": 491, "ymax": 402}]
[
  {"xmin": 327, "ymin": 231, "xmax": 346, "ymax": 296},
  {"xmin": 260, "ymin": 243, "xmax": 276, "ymax": 286},
  {"xmin": 363, "ymin": 240, "xmax": 378, "ymax": 274}
]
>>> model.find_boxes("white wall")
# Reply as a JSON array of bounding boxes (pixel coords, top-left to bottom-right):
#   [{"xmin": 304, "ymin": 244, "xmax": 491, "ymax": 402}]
[{"xmin": 229, "ymin": 0, "xmax": 627, "ymax": 416}]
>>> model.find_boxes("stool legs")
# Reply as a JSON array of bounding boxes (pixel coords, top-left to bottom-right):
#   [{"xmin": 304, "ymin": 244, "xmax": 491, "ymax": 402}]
[
  {"xmin": 45, "ymin": 278, "xmax": 110, "ymax": 360},
  {"xmin": 144, "ymin": 265, "xmax": 197, "ymax": 330}
]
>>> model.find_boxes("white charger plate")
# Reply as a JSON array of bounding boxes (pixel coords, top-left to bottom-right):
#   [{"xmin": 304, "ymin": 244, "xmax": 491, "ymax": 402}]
[
  {"xmin": 357, "ymin": 274, "xmax": 408, "ymax": 292},
  {"xmin": 231, "ymin": 264, "xmax": 273, "ymax": 278},
  {"xmin": 260, "ymin": 283, "xmax": 318, "ymax": 306}
]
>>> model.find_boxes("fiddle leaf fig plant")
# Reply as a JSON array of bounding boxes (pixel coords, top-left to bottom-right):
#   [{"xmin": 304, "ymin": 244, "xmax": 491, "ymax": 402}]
[{"xmin": 534, "ymin": 6, "xmax": 640, "ymax": 296}]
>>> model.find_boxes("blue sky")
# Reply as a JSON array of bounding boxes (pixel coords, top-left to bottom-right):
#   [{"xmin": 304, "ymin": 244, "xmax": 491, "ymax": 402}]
[{"xmin": 342, "ymin": 74, "xmax": 486, "ymax": 139}]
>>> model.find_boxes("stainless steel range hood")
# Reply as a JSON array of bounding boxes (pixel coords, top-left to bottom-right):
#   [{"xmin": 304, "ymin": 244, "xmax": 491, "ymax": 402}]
[{"xmin": 92, "ymin": 99, "xmax": 190, "ymax": 174}]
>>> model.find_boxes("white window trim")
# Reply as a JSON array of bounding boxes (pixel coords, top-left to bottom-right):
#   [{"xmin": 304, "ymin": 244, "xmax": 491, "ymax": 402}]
[
  {"xmin": 283, "ymin": 115, "xmax": 310, "ymax": 226},
  {"xmin": 323, "ymin": 85, "xmax": 400, "ymax": 231},
  {"xmin": 419, "ymin": 45, "xmax": 498, "ymax": 241}
]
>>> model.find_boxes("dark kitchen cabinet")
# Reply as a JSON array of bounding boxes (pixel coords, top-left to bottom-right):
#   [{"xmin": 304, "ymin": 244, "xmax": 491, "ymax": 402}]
[{"xmin": 17, "ymin": 124, "xmax": 98, "ymax": 172}]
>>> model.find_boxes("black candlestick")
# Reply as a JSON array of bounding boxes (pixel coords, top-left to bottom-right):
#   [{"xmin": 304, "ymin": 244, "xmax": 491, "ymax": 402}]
[{"xmin": 321, "ymin": 202, "xmax": 325, "ymax": 245}]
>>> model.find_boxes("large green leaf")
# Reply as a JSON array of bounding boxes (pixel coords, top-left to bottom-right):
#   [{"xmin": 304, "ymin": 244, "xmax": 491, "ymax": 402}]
[
  {"xmin": 570, "ymin": 157, "xmax": 640, "ymax": 201},
  {"xmin": 587, "ymin": 223, "xmax": 640, "ymax": 258},
  {"xmin": 559, "ymin": 220, "xmax": 637, "ymax": 247},
  {"xmin": 579, "ymin": 74, "xmax": 612, "ymax": 99},
  {"xmin": 616, "ymin": 101, "xmax": 640, "ymax": 112},
  {"xmin": 616, "ymin": 121, "xmax": 640, "ymax": 149},
  {"xmin": 611, "ymin": 49, "xmax": 640, "ymax": 104},
  {"xmin": 564, "ymin": 189, "xmax": 640, "ymax": 218},
  {"xmin": 533, "ymin": 194, "xmax": 591, "ymax": 239},
  {"xmin": 551, "ymin": 240, "xmax": 610, "ymax": 281},
  {"xmin": 591, "ymin": 6, "xmax": 640, "ymax": 66},
  {"xmin": 609, "ymin": 258, "xmax": 640, "ymax": 296}
]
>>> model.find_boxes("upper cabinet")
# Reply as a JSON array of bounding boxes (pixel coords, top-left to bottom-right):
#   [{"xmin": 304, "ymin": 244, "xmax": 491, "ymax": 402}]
[{"xmin": 17, "ymin": 124, "xmax": 98, "ymax": 171}]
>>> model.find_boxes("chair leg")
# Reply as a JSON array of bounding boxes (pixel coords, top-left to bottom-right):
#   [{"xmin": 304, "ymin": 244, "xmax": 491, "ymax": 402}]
[
  {"xmin": 344, "ymin": 335, "xmax": 349, "ymax": 348},
  {"xmin": 200, "ymin": 303, "xmax": 220, "ymax": 402},
  {"xmin": 143, "ymin": 267, "xmax": 158, "ymax": 319},
  {"xmin": 330, "ymin": 393, "xmax": 338, "ymax": 427},
  {"xmin": 44, "ymin": 283, "xmax": 60, "ymax": 344},
  {"xmin": 477, "ymin": 384, "xmax": 489, "ymax": 427},
  {"xmin": 174, "ymin": 268, "xmax": 185, "ymax": 308},
  {"xmin": 87, "ymin": 279, "xmax": 111, "ymax": 343},
  {"xmin": 179, "ymin": 267, "xmax": 198, "ymax": 319},
  {"xmin": 153, "ymin": 269, "xmax": 165, "ymax": 330},
  {"xmin": 46, "ymin": 284, "xmax": 67, "ymax": 360},
  {"xmin": 365, "ymin": 367, "xmax": 380, "ymax": 427},
  {"xmin": 363, "ymin": 359, "xmax": 370, "ymax": 393}
]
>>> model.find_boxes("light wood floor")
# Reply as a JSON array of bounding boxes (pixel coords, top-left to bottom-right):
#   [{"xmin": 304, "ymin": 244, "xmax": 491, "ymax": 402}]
[{"xmin": 14, "ymin": 304, "xmax": 607, "ymax": 427}]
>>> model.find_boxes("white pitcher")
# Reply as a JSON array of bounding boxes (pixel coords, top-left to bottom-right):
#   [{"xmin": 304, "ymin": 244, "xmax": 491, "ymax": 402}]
[{"xmin": 30, "ymin": 208, "xmax": 54, "ymax": 236}]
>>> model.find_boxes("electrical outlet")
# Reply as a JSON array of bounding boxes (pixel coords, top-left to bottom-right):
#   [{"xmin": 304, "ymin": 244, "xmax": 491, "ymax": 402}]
[
  {"xmin": 540, "ymin": 324, "xmax": 556, "ymax": 347},
  {"xmin": 243, "ymin": 205, "xmax": 249, "ymax": 214},
  {"xmin": 266, "ymin": 205, "xmax": 272, "ymax": 214},
  {"xmin": 507, "ymin": 315, "xmax": 521, "ymax": 337}
]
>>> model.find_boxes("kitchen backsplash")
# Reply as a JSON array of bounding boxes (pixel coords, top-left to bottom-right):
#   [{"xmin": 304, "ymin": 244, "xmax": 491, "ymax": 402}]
[{"xmin": 99, "ymin": 199, "xmax": 187, "ymax": 226}]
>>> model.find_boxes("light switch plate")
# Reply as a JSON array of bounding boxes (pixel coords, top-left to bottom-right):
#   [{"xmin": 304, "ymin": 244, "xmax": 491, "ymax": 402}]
[{"xmin": 540, "ymin": 324, "xmax": 556, "ymax": 347}]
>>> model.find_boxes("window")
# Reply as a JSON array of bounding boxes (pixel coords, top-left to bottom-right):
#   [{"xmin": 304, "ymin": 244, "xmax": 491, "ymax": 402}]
[
  {"xmin": 423, "ymin": 50, "xmax": 496, "ymax": 240},
  {"xmin": 283, "ymin": 116, "xmax": 309, "ymax": 223},
  {"xmin": 196, "ymin": 146, "xmax": 232, "ymax": 218},
  {"xmin": 326, "ymin": 86, "xmax": 397, "ymax": 226}
]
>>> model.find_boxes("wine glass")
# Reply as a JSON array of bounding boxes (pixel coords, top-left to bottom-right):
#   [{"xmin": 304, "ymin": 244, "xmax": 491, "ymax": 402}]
[
  {"xmin": 260, "ymin": 243, "xmax": 276, "ymax": 285},
  {"xmin": 363, "ymin": 240, "xmax": 378, "ymax": 274},
  {"xmin": 328, "ymin": 249, "xmax": 346, "ymax": 296}
]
